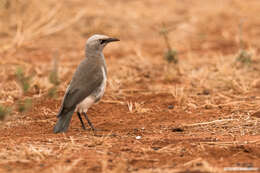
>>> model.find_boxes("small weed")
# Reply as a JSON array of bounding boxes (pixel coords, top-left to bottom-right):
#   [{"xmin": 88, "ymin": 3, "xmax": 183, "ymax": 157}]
[
  {"xmin": 13, "ymin": 67, "xmax": 34, "ymax": 113},
  {"xmin": 159, "ymin": 23, "xmax": 178, "ymax": 64},
  {"xmin": 236, "ymin": 50, "xmax": 252, "ymax": 65},
  {"xmin": 164, "ymin": 49, "xmax": 178, "ymax": 64},
  {"xmin": 15, "ymin": 67, "xmax": 31, "ymax": 94},
  {"xmin": 0, "ymin": 104, "xmax": 11, "ymax": 121},
  {"xmin": 236, "ymin": 20, "xmax": 252, "ymax": 65}
]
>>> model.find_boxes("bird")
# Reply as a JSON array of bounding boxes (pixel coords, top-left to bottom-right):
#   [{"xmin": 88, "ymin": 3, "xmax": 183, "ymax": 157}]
[{"xmin": 53, "ymin": 34, "xmax": 119, "ymax": 133}]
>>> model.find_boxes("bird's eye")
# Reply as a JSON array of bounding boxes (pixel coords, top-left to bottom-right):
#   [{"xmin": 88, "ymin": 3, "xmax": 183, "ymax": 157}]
[{"xmin": 99, "ymin": 39, "xmax": 106, "ymax": 44}]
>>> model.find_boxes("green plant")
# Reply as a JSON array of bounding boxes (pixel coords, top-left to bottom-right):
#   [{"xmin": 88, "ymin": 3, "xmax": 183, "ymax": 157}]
[
  {"xmin": 236, "ymin": 49, "xmax": 252, "ymax": 65},
  {"xmin": 0, "ymin": 104, "xmax": 11, "ymax": 121},
  {"xmin": 159, "ymin": 23, "xmax": 178, "ymax": 64},
  {"xmin": 13, "ymin": 67, "xmax": 34, "ymax": 113},
  {"xmin": 15, "ymin": 67, "xmax": 31, "ymax": 93},
  {"xmin": 236, "ymin": 20, "xmax": 252, "ymax": 65},
  {"xmin": 164, "ymin": 49, "xmax": 178, "ymax": 64}
]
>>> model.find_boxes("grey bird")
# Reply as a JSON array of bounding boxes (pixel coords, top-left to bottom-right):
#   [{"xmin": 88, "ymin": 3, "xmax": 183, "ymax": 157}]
[{"xmin": 53, "ymin": 34, "xmax": 119, "ymax": 133}]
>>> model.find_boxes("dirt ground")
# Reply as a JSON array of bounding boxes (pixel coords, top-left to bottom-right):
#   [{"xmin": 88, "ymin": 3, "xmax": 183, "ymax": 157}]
[{"xmin": 0, "ymin": 0, "xmax": 260, "ymax": 172}]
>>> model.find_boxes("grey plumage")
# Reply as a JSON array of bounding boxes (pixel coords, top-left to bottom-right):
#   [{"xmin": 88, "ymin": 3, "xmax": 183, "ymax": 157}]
[
  {"xmin": 53, "ymin": 34, "xmax": 119, "ymax": 133},
  {"xmin": 53, "ymin": 110, "xmax": 74, "ymax": 133}
]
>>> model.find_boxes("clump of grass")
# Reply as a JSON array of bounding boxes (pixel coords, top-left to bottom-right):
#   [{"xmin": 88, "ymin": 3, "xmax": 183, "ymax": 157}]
[
  {"xmin": 164, "ymin": 49, "xmax": 178, "ymax": 64},
  {"xmin": 236, "ymin": 49, "xmax": 252, "ymax": 65},
  {"xmin": 14, "ymin": 66, "xmax": 33, "ymax": 113},
  {"xmin": 0, "ymin": 104, "xmax": 11, "ymax": 121},
  {"xmin": 1, "ymin": 66, "xmax": 33, "ymax": 120},
  {"xmin": 48, "ymin": 57, "xmax": 60, "ymax": 98},
  {"xmin": 15, "ymin": 67, "xmax": 31, "ymax": 93},
  {"xmin": 235, "ymin": 20, "xmax": 252, "ymax": 65},
  {"xmin": 159, "ymin": 23, "xmax": 178, "ymax": 64}
]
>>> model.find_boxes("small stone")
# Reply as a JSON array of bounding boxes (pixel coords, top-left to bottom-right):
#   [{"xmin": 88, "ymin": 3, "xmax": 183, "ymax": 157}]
[
  {"xmin": 152, "ymin": 147, "xmax": 161, "ymax": 151},
  {"xmin": 172, "ymin": 127, "xmax": 184, "ymax": 132},
  {"xmin": 136, "ymin": 136, "xmax": 142, "ymax": 140},
  {"xmin": 202, "ymin": 89, "xmax": 210, "ymax": 95},
  {"xmin": 205, "ymin": 104, "xmax": 213, "ymax": 109},
  {"xmin": 168, "ymin": 105, "xmax": 174, "ymax": 109},
  {"xmin": 144, "ymin": 73, "xmax": 150, "ymax": 78}
]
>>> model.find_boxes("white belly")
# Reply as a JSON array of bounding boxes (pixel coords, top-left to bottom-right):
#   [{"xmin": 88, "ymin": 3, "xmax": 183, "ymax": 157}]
[
  {"xmin": 75, "ymin": 67, "xmax": 107, "ymax": 113},
  {"xmin": 75, "ymin": 96, "xmax": 95, "ymax": 113}
]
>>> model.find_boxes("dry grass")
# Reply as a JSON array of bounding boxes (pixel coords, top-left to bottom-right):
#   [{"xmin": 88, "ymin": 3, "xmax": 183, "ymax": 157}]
[
  {"xmin": 0, "ymin": 0, "xmax": 85, "ymax": 52},
  {"xmin": 51, "ymin": 159, "xmax": 81, "ymax": 173},
  {"xmin": 182, "ymin": 114, "xmax": 260, "ymax": 137},
  {"xmin": 127, "ymin": 101, "xmax": 151, "ymax": 114},
  {"xmin": 125, "ymin": 158, "xmax": 222, "ymax": 173}
]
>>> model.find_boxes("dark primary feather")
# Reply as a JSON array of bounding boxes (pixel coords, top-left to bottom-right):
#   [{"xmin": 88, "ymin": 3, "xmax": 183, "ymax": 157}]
[{"xmin": 53, "ymin": 110, "xmax": 74, "ymax": 133}]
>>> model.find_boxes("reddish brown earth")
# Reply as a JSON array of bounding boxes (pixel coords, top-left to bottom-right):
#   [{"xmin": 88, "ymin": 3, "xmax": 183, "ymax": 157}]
[{"xmin": 0, "ymin": 0, "xmax": 260, "ymax": 172}]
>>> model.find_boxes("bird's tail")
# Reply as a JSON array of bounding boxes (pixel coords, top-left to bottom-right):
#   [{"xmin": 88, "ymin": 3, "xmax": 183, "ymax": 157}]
[{"xmin": 53, "ymin": 110, "xmax": 74, "ymax": 133}]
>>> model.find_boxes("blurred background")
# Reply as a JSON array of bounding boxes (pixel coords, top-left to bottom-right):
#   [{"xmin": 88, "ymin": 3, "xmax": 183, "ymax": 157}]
[
  {"xmin": 1, "ymin": 0, "xmax": 260, "ymax": 98},
  {"xmin": 0, "ymin": 0, "xmax": 260, "ymax": 172},
  {"xmin": 1, "ymin": 0, "xmax": 259, "ymax": 54}
]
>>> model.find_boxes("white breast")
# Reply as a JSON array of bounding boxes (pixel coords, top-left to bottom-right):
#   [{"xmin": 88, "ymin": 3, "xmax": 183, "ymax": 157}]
[
  {"xmin": 75, "ymin": 66, "xmax": 107, "ymax": 113},
  {"xmin": 96, "ymin": 66, "xmax": 107, "ymax": 99}
]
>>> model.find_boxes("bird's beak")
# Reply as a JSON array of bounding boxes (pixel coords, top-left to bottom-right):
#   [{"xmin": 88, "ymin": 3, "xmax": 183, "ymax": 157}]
[{"xmin": 105, "ymin": 37, "xmax": 120, "ymax": 43}]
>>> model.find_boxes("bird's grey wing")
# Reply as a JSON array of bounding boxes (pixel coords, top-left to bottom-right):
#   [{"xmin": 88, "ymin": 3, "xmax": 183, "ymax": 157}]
[{"xmin": 57, "ymin": 63, "xmax": 103, "ymax": 116}]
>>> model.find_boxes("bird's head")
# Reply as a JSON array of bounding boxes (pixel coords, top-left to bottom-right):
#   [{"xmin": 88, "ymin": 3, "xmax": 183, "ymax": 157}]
[{"xmin": 86, "ymin": 34, "xmax": 119, "ymax": 53}]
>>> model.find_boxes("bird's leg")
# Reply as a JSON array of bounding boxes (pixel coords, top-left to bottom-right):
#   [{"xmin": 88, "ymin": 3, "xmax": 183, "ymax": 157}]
[
  {"xmin": 83, "ymin": 112, "xmax": 96, "ymax": 131},
  {"xmin": 77, "ymin": 112, "xmax": 86, "ymax": 130}
]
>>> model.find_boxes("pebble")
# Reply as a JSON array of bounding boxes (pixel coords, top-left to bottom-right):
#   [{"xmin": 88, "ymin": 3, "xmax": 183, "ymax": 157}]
[
  {"xmin": 168, "ymin": 105, "xmax": 174, "ymax": 109},
  {"xmin": 136, "ymin": 136, "xmax": 142, "ymax": 140}
]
